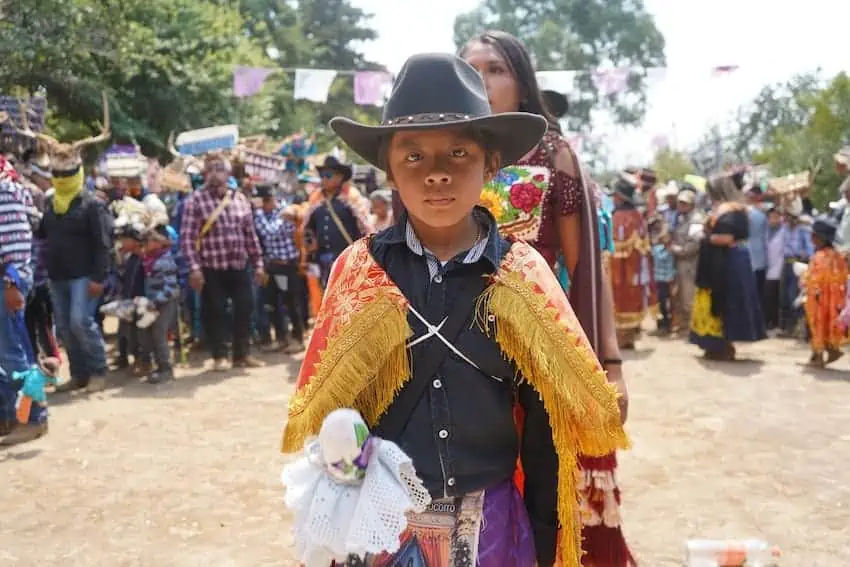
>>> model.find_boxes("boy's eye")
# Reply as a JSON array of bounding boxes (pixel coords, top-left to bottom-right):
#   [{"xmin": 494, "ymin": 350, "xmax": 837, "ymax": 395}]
[
  {"xmin": 405, "ymin": 152, "xmax": 422, "ymax": 162},
  {"xmin": 450, "ymin": 148, "xmax": 468, "ymax": 158}
]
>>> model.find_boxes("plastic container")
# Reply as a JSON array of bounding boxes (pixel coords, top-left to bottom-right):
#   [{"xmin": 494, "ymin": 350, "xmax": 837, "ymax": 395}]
[{"xmin": 686, "ymin": 539, "xmax": 780, "ymax": 566}]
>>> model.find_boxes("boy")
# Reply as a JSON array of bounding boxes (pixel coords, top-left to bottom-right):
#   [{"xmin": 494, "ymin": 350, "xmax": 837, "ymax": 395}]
[
  {"xmin": 804, "ymin": 217, "xmax": 848, "ymax": 367},
  {"xmin": 281, "ymin": 54, "xmax": 627, "ymax": 567},
  {"xmin": 139, "ymin": 225, "xmax": 180, "ymax": 383},
  {"xmin": 115, "ymin": 224, "xmax": 148, "ymax": 374},
  {"xmin": 649, "ymin": 215, "xmax": 675, "ymax": 335}
]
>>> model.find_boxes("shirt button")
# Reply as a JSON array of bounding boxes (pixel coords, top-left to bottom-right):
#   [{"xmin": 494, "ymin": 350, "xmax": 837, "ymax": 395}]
[
  {"xmin": 432, "ymin": 379, "xmax": 442, "ymax": 389},
  {"xmin": 434, "ymin": 274, "xmax": 443, "ymax": 283},
  {"xmin": 447, "ymin": 477, "xmax": 456, "ymax": 487},
  {"xmin": 438, "ymin": 429, "xmax": 449, "ymax": 439}
]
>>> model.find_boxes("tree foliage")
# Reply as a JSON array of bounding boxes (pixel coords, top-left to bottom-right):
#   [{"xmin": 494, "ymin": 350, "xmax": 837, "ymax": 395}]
[
  {"xmin": 693, "ymin": 71, "xmax": 850, "ymax": 208},
  {"xmin": 453, "ymin": 0, "xmax": 666, "ymax": 132},
  {"xmin": 0, "ymin": 0, "xmax": 382, "ymax": 159},
  {"xmin": 756, "ymin": 73, "xmax": 850, "ymax": 207},
  {"xmin": 651, "ymin": 148, "xmax": 695, "ymax": 183}
]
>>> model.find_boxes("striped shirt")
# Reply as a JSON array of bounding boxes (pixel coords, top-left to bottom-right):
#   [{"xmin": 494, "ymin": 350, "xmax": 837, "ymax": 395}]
[
  {"xmin": 404, "ymin": 215, "xmax": 489, "ymax": 282},
  {"xmin": 0, "ymin": 170, "xmax": 33, "ymax": 284}
]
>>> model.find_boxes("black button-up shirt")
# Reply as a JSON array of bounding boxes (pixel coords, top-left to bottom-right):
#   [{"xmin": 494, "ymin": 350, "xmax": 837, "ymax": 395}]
[
  {"xmin": 306, "ymin": 194, "xmax": 361, "ymax": 257},
  {"xmin": 369, "ymin": 207, "xmax": 559, "ymax": 566}
]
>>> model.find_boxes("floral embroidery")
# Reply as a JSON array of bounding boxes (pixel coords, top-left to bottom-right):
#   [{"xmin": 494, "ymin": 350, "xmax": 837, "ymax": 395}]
[
  {"xmin": 482, "ymin": 165, "xmax": 550, "ymax": 241},
  {"xmin": 479, "ymin": 189, "xmax": 504, "ymax": 220}
]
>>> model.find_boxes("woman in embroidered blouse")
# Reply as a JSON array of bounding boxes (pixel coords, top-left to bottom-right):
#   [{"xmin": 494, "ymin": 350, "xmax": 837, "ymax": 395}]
[{"xmin": 461, "ymin": 31, "xmax": 635, "ymax": 567}]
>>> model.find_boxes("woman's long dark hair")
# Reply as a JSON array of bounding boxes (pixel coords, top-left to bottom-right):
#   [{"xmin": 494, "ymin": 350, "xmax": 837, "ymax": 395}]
[{"xmin": 459, "ymin": 30, "xmax": 561, "ymax": 134}]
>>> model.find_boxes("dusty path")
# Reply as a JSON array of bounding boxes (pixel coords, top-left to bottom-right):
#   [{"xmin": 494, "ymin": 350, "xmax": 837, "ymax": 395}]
[{"xmin": 1, "ymin": 331, "xmax": 849, "ymax": 565}]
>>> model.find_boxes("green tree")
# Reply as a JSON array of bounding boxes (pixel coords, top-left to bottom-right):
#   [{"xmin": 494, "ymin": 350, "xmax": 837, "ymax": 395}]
[
  {"xmin": 239, "ymin": 0, "xmax": 385, "ymax": 155},
  {"xmin": 0, "ymin": 0, "xmax": 272, "ymax": 157},
  {"xmin": 757, "ymin": 72, "xmax": 850, "ymax": 208},
  {"xmin": 453, "ymin": 0, "xmax": 666, "ymax": 132},
  {"xmin": 731, "ymin": 72, "xmax": 824, "ymax": 161},
  {"xmin": 652, "ymin": 148, "xmax": 695, "ymax": 183}
]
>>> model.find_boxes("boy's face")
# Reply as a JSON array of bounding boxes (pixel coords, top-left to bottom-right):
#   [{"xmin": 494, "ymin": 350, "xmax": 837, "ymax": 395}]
[
  {"xmin": 768, "ymin": 211, "xmax": 781, "ymax": 227},
  {"xmin": 387, "ymin": 128, "xmax": 498, "ymax": 229},
  {"xmin": 262, "ymin": 196, "xmax": 277, "ymax": 213}
]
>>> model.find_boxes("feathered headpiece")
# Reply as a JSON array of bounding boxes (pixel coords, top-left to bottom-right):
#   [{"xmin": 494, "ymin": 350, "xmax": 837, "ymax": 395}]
[{"xmin": 113, "ymin": 194, "xmax": 170, "ymax": 240}]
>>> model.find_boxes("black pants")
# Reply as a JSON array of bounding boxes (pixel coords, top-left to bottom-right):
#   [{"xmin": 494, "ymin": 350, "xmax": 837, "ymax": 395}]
[
  {"xmin": 265, "ymin": 262, "xmax": 305, "ymax": 343},
  {"xmin": 763, "ymin": 279, "xmax": 781, "ymax": 330},
  {"xmin": 656, "ymin": 281, "xmax": 672, "ymax": 331},
  {"xmin": 25, "ymin": 284, "xmax": 57, "ymax": 359},
  {"xmin": 753, "ymin": 268, "xmax": 766, "ymax": 299},
  {"xmin": 201, "ymin": 268, "xmax": 253, "ymax": 360}
]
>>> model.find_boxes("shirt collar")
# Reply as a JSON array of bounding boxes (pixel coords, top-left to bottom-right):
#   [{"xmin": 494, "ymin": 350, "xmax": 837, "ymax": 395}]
[{"xmin": 375, "ymin": 205, "xmax": 503, "ymax": 270}]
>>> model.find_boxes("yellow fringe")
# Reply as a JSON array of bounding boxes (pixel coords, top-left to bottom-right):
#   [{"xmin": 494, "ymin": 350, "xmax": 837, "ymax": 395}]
[
  {"xmin": 281, "ymin": 295, "xmax": 411, "ymax": 452},
  {"xmin": 477, "ymin": 272, "xmax": 630, "ymax": 567}
]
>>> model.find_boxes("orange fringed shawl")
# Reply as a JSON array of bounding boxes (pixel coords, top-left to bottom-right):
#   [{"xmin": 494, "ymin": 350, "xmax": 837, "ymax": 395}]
[{"xmin": 281, "ymin": 237, "xmax": 629, "ymax": 566}]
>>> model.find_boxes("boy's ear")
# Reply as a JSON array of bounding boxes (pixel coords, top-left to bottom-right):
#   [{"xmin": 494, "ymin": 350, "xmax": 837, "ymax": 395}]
[{"xmin": 483, "ymin": 151, "xmax": 502, "ymax": 183}]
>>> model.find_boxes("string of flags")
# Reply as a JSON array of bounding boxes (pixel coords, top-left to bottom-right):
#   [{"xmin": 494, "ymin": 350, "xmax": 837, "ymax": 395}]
[{"xmin": 233, "ymin": 64, "xmax": 743, "ymax": 105}]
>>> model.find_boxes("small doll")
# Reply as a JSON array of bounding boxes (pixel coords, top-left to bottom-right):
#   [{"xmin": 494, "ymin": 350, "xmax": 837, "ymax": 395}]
[
  {"xmin": 12, "ymin": 357, "xmax": 60, "ymax": 427},
  {"xmin": 99, "ymin": 297, "xmax": 159, "ymax": 329},
  {"xmin": 281, "ymin": 408, "xmax": 430, "ymax": 567}
]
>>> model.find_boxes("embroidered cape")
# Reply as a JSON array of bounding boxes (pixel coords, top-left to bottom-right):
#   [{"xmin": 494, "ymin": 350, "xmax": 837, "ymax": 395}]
[{"xmin": 281, "ymin": 237, "xmax": 628, "ymax": 566}]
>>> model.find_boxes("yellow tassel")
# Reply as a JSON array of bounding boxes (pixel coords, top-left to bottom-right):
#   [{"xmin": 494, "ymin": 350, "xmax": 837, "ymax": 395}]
[
  {"xmin": 477, "ymin": 272, "xmax": 629, "ymax": 566},
  {"xmin": 281, "ymin": 296, "xmax": 411, "ymax": 453}
]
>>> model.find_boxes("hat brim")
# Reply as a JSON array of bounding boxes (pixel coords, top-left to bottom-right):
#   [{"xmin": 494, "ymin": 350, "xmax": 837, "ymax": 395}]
[
  {"xmin": 316, "ymin": 164, "xmax": 353, "ymax": 182},
  {"xmin": 329, "ymin": 113, "xmax": 547, "ymax": 169},
  {"xmin": 541, "ymin": 90, "xmax": 569, "ymax": 119}
]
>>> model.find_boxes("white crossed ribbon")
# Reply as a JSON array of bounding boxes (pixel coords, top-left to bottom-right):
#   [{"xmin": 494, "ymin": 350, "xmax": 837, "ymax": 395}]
[{"xmin": 406, "ymin": 305, "xmax": 502, "ymax": 382}]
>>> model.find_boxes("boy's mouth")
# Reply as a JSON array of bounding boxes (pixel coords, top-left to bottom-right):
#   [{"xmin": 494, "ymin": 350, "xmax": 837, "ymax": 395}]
[{"xmin": 424, "ymin": 196, "xmax": 455, "ymax": 207}]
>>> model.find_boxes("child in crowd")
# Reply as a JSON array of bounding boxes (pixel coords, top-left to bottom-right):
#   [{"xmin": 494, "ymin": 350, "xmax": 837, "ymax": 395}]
[
  {"xmin": 138, "ymin": 225, "xmax": 180, "ymax": 383},
  {"xmin": 650, "ymin": 215, "xmax": 676, "ymax": 335},
  {"xmin": 281, "ymin": 53, "xmax": 626, "ymax": 567},
  {"xmin": 114, "ymin": 224, "xmax": 148, "ymax": 374},
  {"xmin": 803, "ymin": 217, "xmax": 848, "ymax": 367}
]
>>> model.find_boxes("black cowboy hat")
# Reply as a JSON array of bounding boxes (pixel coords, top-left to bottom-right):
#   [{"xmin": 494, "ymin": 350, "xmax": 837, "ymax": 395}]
[
  {"xmin": 607, "ymin": 171, "xmax": 639, "ymax": 204},
  {"xmin": 812, "ymin": 216, "xmax": 838, "ymax": 244},
  {"xmin": 254, "ymin": 183, "xmax": 275, "ymax": 199},
  {"xmin": 329, "ymin": 53, "xmax": 547, "ymax": 168},
  {"xmin": 541, "ymin": 90, "xmax": 569, "ymax": 119},
  {"xmin": 316, "ymin": 155, "xmax": 353, "ymax": 182}
]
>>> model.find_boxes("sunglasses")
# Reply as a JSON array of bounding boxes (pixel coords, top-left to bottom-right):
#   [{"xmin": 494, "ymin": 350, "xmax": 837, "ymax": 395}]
[{"xmin": 320, "ymin": 170, "xmax": 335, "ymax": 179}]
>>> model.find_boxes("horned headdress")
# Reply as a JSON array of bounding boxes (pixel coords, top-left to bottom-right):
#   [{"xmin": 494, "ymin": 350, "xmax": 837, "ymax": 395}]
[{"xmin": 2, "ymin": 92, "xmax": 110, "ymax": 175}]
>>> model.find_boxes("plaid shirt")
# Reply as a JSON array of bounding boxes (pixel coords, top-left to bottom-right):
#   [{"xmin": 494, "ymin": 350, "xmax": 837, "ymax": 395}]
[
  {"xmin": 0, "ymin": 164, "xmax": 33, "ymax": 284},
  {"xmin": 180, "ymin": 188, "xmax": 263, "ymax": 272},
  {"xmin": 254, "ymin": 208, "xmax": 299, "ymax": 262},
  {"xmin": 652, "ymin": 243, "xmax": 676, "ymax": 282}
]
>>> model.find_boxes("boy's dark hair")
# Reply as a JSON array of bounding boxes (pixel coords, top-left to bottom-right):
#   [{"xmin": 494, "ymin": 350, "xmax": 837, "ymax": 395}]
[{"xmin": 377, "ymin": 127, "xmax": 502, "ymax": 181}]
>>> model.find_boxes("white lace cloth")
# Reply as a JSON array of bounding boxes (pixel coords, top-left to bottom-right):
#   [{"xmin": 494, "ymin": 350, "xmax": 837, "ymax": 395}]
[{"xmin": 282, "ymin": 437, "xmax": 431, "ymax": 567}]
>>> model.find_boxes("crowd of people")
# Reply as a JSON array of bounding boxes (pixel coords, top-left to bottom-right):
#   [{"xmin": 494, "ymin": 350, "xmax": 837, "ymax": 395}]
[
  {"xmin": 601, "ymin": 151, "xmax": 850, "ymax": 371},
  {"xmin": 1, "ymin": 28, "xmax": 848, "ymax": 567},
  {"xmin": 0, "ymin": 139, "xmax": 393, "ymax": 446}
]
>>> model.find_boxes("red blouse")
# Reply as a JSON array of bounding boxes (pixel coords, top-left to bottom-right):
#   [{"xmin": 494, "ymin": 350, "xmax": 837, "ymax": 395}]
[{"xmin": 515, "ymin": 131, "xmax": 584, "ymax": 267}]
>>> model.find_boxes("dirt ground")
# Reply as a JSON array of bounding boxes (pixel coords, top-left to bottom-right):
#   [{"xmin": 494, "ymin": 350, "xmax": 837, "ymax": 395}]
[{"xmin": 2, "ymin": 325, "xmax": 849, "ymax": 566}]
